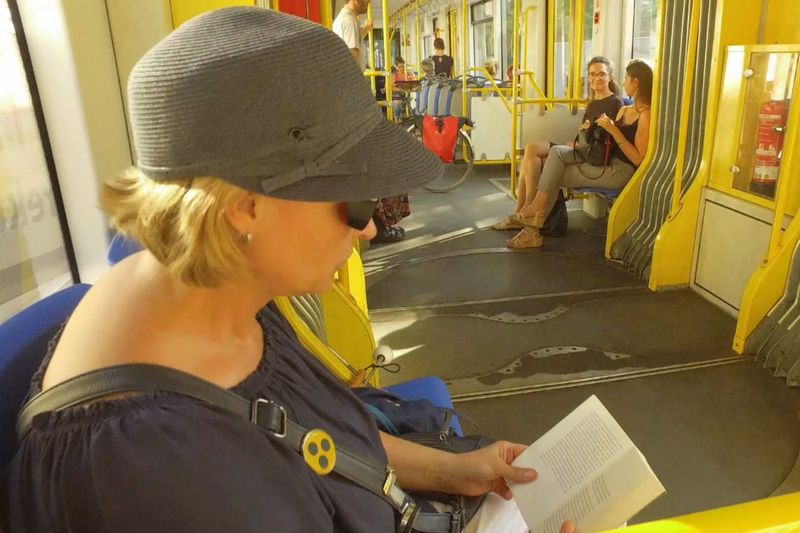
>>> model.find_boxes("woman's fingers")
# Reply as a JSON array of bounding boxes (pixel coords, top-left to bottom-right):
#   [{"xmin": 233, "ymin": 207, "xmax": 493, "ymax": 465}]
[{"xmin": 560, "ymin": 520, "xmax": 576, "ymax": 533}]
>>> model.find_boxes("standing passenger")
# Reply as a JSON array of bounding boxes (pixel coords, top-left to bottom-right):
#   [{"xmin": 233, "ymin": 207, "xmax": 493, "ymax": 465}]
[
  {"xmin": 332, "ymin": 0, "xmax": 373, "ymax": 65},
  {"xmin": 432, "ymin": 37, "xmax": 454, "ymax": 78}
]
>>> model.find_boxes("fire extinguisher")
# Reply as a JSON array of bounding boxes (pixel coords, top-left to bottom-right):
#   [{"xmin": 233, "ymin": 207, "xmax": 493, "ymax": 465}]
[{"xmin": 751, "ymin": 99, "xmax": 788, "ymax": 197}]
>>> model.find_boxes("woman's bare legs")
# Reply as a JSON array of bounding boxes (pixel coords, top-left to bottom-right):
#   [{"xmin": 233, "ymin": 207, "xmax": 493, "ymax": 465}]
[
  {"xmin": 493, "ymin": 140, "xmax": 550, "ymax": 230},
  {"xmin": 518, "ymin": 140, "xmax": 550, "ymax": 211}
]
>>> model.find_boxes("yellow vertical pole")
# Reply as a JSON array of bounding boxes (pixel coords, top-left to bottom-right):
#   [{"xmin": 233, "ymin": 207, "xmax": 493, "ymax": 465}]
[
  {"xmin": 567, "ymin": 0, "xmax": 574, "ymax": 99},
  {"xmin": 572, "ymin": 0, "xmax": 584, "ymax": 100},
  {"xmin": 401, "ymin": 10, "xmax": 407, "ymax": 68},
  {"xmin": 670, "ymin": 0, "xmax": 701, "ymax": 213},
  {"xmin": 461, "ymin": 0, "xmax": 467, "ymax": 117},
  {"xmin": 449, "ymin": 9, "xmax": 457, "ymax": 62},
  {"xmin": 382, "ymin": 0, "xmax": 392, "ymax": 121},
  {"xmin": 547, "ymin": 0, "xmax": 555, "ymax": 98},
  {"xmin": 509, "ymin": 0, "xmax": 521, "ymax": 197},
  {"xmin": 320, "ymin": 0, "xmax": 332, "ymax": 28},
  {"xmin": 367, "ymin": 3, "xmax": 376, "ymax": 93},
  {"xmin": 416, "ymin": 2, "xmax": 421, "ymax": 72}
]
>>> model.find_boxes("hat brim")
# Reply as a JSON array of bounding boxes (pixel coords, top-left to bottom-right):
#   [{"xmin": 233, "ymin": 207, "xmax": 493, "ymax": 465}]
[{"xmin": 265, "ymin": 119, "xmax": 445, "ymax": 202}]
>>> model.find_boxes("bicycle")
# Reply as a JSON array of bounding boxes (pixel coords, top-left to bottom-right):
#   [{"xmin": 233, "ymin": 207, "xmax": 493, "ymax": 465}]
[{"xmin": 402, "ymin": 77, "xmax": 480, "ymax": 193}]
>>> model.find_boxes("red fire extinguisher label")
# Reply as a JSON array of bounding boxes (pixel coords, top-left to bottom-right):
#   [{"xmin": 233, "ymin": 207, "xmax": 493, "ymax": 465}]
[{"xmin": 753, "ymin": 101, "xmax": 787, "ymax": 185}]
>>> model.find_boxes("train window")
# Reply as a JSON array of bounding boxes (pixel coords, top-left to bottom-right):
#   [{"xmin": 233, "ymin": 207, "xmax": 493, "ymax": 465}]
[
  {"xmin": 580, "ymin": 0, "xmax": 592, "ymax": 97},
  {"xmin": 501, "ymin": 0, "xmax": 523, "ymax": 77},
  {"xmin": 471, "ymin": 0, "xmax": 494, "ymax": 72},
  {"xmin": 631, "ymin": 0, "xmax": 657, "ymax": 61},
  {"xmin": 552, "ymin": 0, "xmax": 569, "ymax": 97},
  {"xmin": 0, "ymin": 3, "xmax": 73, "ymax": 320},
  {"xmin": 552, "ymin": 0, "xmax": 592, "ymax": 97},
  {"xmin": 733, "ymin": 51, "xmax": 796, "ymax": 201}
]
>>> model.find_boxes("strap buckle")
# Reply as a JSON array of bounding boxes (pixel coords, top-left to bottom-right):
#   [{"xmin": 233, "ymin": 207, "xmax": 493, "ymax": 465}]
[
  {"xmin": 382, "ymin": 465, "xmax": 397, "ymax": 495},
  {"xmin": 251, "ymin": 398, "xmax": 287, "ymax": 438}
]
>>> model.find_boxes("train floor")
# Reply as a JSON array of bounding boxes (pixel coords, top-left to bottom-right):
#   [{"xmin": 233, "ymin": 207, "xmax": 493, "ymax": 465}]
[{"xmin": 362, "ymin": 165, "xmax": 800, "ymax": 524}]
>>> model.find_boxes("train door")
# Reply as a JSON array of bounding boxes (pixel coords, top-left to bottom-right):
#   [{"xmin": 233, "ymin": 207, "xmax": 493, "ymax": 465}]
[{"xmin": 693, "ymin": 47, "xmax": 798, "ymax": 314}]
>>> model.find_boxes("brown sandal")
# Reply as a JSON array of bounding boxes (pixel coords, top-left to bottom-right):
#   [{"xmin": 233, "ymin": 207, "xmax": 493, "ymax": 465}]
[
  {"xmin": 506, "ymin": 228, "xmax": 543, "ymax": 249},
  {"xmin": 492, "ymin": 216, "xmax": 524, "ymax": 230},
  {"xmin": 510, "ymin": 208, "xmax": 547, "ymax": 228}
]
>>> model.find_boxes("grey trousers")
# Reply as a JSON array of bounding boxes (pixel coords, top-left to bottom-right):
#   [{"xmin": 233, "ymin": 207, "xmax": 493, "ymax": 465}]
[{"xmin": 537, "ymin": 144, "xmax": 635, "ymax": 215}]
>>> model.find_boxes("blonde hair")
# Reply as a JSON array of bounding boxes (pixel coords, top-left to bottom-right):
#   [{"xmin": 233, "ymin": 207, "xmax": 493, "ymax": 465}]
[{"xmin": 100, "ymin": 168, "xmax": 248, "ymax": 287}]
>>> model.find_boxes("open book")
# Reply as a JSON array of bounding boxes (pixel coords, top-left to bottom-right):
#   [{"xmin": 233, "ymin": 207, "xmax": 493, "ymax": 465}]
[{"xmin": 509, "ymin": 395, "xmax": 665, "ymax": 533}]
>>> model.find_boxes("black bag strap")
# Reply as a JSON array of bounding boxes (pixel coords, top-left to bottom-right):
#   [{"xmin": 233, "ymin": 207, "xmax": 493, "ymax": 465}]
[{"xmin": 17, "ymin": 364, "xmax": 462, "ymax": 533}]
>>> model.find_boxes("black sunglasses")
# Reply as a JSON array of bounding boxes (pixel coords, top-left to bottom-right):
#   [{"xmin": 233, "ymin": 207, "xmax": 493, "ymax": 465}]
[{"xmin": 345, "ymin": 200, "xmax": 379, "ymax": 230}]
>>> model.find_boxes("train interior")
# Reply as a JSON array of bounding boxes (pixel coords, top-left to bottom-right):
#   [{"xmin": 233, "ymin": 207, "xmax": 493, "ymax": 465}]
[{"xmin": 2, "ymin": 0, "xmax": 800, "ymax": 529}]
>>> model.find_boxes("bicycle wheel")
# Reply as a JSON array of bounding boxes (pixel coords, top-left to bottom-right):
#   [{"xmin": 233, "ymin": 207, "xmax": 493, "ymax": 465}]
[{"xmin": 422, "ymin": 129, "xmax": 474, "ymax": 193}]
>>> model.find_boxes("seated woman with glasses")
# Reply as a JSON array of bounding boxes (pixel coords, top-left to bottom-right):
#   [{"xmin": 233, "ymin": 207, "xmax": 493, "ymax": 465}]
[
  {"xmin": 492, "ymin": 56, "xmax": 625, "ymax": 232},
  {"xmin": 503, "ymin": 59, "xmax": 653, "ymax": 249},
  {"xmin": 2, "ymin": 8, "xmax": 574, "ymax": 533}
]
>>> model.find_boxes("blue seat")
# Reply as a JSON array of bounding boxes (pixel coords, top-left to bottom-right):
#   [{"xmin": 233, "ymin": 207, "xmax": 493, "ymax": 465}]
[
  {"xmin": 574, "ymin": 187, "xmax": 622, "ymax": 201},
  {"xmin": 0, "ymin": 284, "xmax": 92, "ymax": 467},
  {"xmin": 108, "ymin": 233, "xmax": 142, "ymax": 265},
  {"xmin": 384, "ymin": 376, "xmax": 463, "ymax": 435}
]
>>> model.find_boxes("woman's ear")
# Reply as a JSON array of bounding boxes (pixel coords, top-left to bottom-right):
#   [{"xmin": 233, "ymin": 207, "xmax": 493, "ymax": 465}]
[{"xmin": 223, "ymin": 192, "xmax": 258, "ymax": 237}]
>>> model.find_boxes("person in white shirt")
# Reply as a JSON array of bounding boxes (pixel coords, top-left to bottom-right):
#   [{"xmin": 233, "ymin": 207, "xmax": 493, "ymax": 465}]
[{"xmin": 332, "ymin": 0, "xmax": 373, "ymax": 65}]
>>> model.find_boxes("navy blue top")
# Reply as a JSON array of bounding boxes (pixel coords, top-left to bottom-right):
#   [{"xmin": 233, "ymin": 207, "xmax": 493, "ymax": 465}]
[{"xmin": 1, "ymin": 304, "xmax": 395, "ymax": 532}]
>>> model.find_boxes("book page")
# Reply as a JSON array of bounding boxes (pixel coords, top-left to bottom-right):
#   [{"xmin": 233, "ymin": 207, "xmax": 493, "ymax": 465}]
[{"xmin": 508, "ymin": 395, "xmax": 664, "ymax": 533}]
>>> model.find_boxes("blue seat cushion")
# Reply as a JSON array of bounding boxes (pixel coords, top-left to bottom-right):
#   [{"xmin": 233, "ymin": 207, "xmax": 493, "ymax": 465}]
[
  {"xmin": 0, "ymin": 284, "xmax": 91, "ymax": 467},
  {"xmin": 107, "ymin": 234, "xmax": 143, "ymax": 265},
  {"xmin": 384, "ymin": 376, "xmax": 463, "ymax": 436},
  {"xmin": 575, "ymin": 187, "xmax": 621, "ymax": 200}
]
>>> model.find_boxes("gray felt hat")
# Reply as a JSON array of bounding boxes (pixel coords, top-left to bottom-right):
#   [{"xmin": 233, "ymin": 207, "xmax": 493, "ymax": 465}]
[{"xmin": 127, "ymin": 7, "xmax": 443, "ymax": 201}]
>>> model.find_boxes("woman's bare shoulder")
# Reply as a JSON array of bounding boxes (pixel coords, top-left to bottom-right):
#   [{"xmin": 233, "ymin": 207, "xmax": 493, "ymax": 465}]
[{"xmin": 42, "ymin": 255, "xmax": 167, "ymax": 389}]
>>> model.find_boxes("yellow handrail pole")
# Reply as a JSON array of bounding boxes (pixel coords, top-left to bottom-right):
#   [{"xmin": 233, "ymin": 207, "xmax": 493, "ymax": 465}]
[
  {"xmin": 367, "ymin": 3, "xmax": 376, "ymax": 94},
  {"xmin": 522, "ymin": 71, "xmax": 547, "ymax": 99},
  {"xmin": 572, "ymin": 0, "xmax": 584, "ymax": 105},
  {"xmin": 567, "ymin": 0, "xmax": 574, "ymax": 100},
  {"xmin": 320, "ymin": 0, "xmax": 332, "ymax": 28},
  {"xmin": 518, "ymin": 97, "xmax": 588, "ymax": 104},
  {"xmin": 767, "ymin": 65, "xmax": 800, "ymax": 259},
  {"xmin": 670, "ymin": 0, "xmax": 701, "ymax": 214},
  {"xmin": 546, "ymin": 0, "xmax": 554, "ymax": 98},
  {"xmin": 401, "ymin": 10, "xmax": 407, "ymax": 67},
  {"xmin": 382, "ymin": 0, "xmax": 392, "ymax": 121},
  {"xmin": 461, "ymin": 0, "xmax": 468, "ymax": 117},
  {"xmin": 467, "ymin": 67, "xmax": 513, "ymax": 113},
  {"xmin": 415, "ymin": 2, "xmax": 421, "ymax": 74},
  {"xmin": 509, "ymin": 0, "xmax": 521, "ymax": 197}
]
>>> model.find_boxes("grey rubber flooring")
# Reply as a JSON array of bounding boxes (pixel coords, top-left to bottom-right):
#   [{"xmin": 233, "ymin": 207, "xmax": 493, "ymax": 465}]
[
  {"xmin": 365, "ymin": 169, "xmax": 800, "ymax": 521},
  {"xmin": 374, "ymin": 288, "xmax": 738, "ymax": 395}
]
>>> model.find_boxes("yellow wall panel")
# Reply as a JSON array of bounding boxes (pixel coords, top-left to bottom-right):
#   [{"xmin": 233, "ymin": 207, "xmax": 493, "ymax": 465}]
[
  {"xmin": 764, "ymin": 0, "xmax": 800, "ymax": 44},
  {"xmin": 170, "ymin": 0, "xmax": 256, "ymax": 28}
]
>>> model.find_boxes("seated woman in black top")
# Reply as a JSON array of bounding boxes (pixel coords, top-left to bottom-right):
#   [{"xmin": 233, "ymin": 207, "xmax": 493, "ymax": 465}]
[
  {"xmin": 493, "ymin": 56, "xmax": 625, "ymax": 231},
  {"xmin": 1, "ymin": 8, "xmax": 575, "ymax": 533},
  {"xmin": 506, "ymin": 59, "xmax": 653, "ymax": 249}
]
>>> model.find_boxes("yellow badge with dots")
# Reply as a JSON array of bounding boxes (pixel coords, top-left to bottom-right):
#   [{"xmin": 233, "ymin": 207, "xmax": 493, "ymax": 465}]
[{"xmin": 302, "ymin": 429, "xmax": 336, "ymax": 475}]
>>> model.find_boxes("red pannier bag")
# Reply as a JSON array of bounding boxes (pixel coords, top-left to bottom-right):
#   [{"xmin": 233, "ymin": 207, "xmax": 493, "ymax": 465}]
[{"xmin": 422, "ymin": 115, "xmax": 459, "ymax": 163}]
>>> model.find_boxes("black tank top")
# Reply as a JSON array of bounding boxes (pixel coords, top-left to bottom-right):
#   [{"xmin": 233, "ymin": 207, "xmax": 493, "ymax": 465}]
[{"xmin": 615, "ymin": 117, "xmax": 640, "ymax": 167}]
